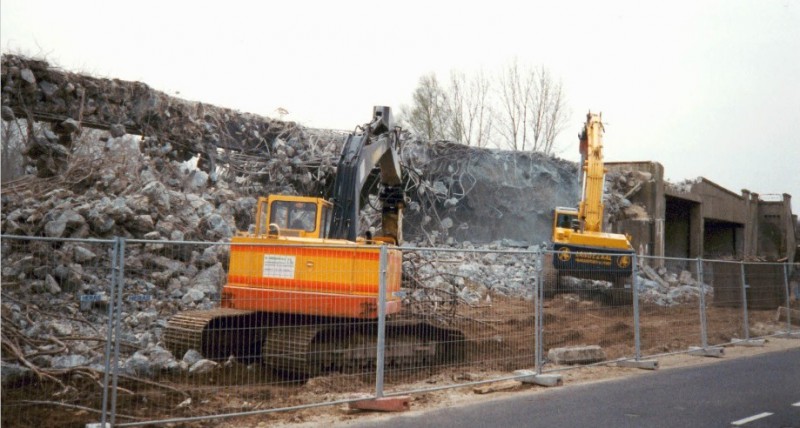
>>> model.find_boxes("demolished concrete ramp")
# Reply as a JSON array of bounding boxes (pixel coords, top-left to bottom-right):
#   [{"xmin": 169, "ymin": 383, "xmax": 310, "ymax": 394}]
[{"xmin": 1, "ymin": 53, "xmax": 580, "ymax": 245}]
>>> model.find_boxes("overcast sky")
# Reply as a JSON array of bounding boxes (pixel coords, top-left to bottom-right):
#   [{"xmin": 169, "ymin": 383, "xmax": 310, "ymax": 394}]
[{"xmin": 2, "ymin": 0, "xmax": 798, "ymax": 212}]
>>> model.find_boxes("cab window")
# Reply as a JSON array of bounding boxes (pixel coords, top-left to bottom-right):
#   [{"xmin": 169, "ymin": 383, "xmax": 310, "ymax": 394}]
[
  {"xmin": 557, "ymin": 213, "xmax": 576, "ymax": 229},
  {"xmin": 270, "ymin": 201, "xmax": 317, "ymax": 232},
  {"xmin": 320, "ymin": 205, "xmax": 332, "ymax": 238}
]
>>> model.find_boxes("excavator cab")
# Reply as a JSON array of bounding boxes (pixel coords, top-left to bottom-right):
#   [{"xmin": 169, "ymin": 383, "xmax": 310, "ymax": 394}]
[
  {"xmin": 552, "ymin": 207, "xmax": 580, "ymax": 242},
  {"xmin": 253, "ymin": 195, "xmax": 333, "ymax": 238}
]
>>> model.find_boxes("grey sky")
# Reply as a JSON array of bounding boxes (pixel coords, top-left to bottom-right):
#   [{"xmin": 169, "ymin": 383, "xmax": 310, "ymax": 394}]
[{"xmin": 2, "ymin": 0, "xmax": 798, "ymax": 212}]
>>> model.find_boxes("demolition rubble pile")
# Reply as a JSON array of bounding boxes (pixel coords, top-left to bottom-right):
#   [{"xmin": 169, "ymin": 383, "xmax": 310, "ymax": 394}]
[
  {"xmin": 0, "ymin": 54, "xmax": 709, "ymax": 384},
  {"xmin": 604, "ymin": 169, "xmax": 653, "ymax": 224}
]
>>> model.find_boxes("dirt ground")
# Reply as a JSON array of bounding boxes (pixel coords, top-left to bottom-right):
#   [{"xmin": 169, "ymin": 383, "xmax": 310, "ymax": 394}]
[
  {"xmin": 2, "ymin": 295, "xmax": 798, "ymax": 428},
  {"xmin": 262, "ymin": 337, "xmax": 800, "ymax": 428}
]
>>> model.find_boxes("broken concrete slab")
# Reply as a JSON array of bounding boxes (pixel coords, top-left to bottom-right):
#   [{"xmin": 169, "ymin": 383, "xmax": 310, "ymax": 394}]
[
  {"xmin": 547, "ymin": 345, "xmax": 606, "ymax": 365},
  {"xmin": 348, "ymin": 396, "xmax": 411, "ymax": 412},
  {"xmin": 642, "ymin": 265, "xmax": 669, "ymax": 289},
  {"xmin": 775, "ymin": 306, "xmax": 800, "ymax": 326}
]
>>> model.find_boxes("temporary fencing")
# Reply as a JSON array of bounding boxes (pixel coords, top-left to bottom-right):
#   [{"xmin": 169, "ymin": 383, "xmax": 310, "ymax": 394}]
[
  {"xmin": 0, "ymin": 235, "xmax": 119, "ymax": 426},
  {"xmin": 0, "ymin": 235, "xmax": 797, "ymax": 427},
  {"xmin": 635, "ymin": 256, "xmax": 706, "ymax": 356},
  {"xmin": 383, "ymin": 247, "xmax": 539, "ymax": 394}
]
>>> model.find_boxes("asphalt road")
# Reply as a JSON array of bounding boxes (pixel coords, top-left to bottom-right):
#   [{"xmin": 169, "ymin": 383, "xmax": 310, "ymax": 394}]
[{"xmin": 344, "ymin": 347, "xmax": 800, "ymax": 428}]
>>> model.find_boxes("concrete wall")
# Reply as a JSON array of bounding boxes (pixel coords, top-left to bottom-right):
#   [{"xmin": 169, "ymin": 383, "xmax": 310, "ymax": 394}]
[
  {"xmin": 756, "ymin": 194, "xmax": 797, "ymax": 262},
  {"xmin": 606, "ymin": 162, "xmax": 795, "ymax": 263}
]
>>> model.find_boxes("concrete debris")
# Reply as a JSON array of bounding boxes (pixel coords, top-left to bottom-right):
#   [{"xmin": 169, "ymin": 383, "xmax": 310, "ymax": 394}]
[
  {"xmin": 604, "ymin": 170, "xmax": 653, "ymax": 224},
  {"xmin": 635, "ymin": 267, "xmax": 713, "ymax": 307},
  {"xmin": 667, "ymin": 178, "xmax": 702, "ymax": 194},
  {"xmin": 189, "ymin": 359, "xmax": 219, "ymax": 374},
  {"xmin": 547, "ymin": 345, "xmax": 606, "ymax": 365},
  {"xmin": 0, "ymin": 54, "xmax": 691, "ymax": 378}
]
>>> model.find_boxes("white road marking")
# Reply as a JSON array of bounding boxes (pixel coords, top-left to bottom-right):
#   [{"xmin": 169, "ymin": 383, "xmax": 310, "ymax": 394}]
[
  {"xmin": 731, "ymin": 412, "xmax": 773, "ymax": 426},
  {"xmin": 793, "ymin": 401, "xmax": 800, "ymax": 407}
]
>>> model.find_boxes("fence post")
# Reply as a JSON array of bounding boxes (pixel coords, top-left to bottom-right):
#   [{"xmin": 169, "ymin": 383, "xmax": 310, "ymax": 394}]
[
  {"xmin": 100, "ymin": 237, "xmax": 120, "ymax": 427},
  {"xmin": 375, "ymin": 245, "xmax": 388, "ymax": 398},
  {"xmin": 110, "ymin": 238, "xmax": 126, "ymax": 427},
  {"xmin": 631, "ymin": 254, "xmax": 641, "ymax": 361},
  {"xmin": 740, "ymin": 261, "xmax": 750, "ymax": 340},
  {"xmin": 535, "ymin": 248, "xmax": 544, "ymax": 375},
  {"xmin": 697, "ymin": 258, "xmax": 708, "ymax": 348},
  {"xmin": 784, "ymin": 263, "xmax": 792, "ymax": 334}
]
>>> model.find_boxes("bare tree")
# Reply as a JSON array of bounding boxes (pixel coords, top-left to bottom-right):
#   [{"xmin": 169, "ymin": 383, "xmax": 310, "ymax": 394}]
[
  {"xmin": 403, "ymin": 73, "xmax": 450, "ymax": 141},
  {"xmin": 527, "ymin": 66, "xmax": 568, "ymax": 154},
  {"xmin": 495, "ymin": 58, "xmax": 533, "ymax": 151},
  {"xmin": 404, "ymin": 60, "xmax": 568, "ymax": 153},
  {"xmin": 495, "ymin": 60, "xmax": 569, "ymax": 154},
  {"xmin": 447, "ymin": 70, "xmax": 494, "ymax": 147},
  {"xmin": 1, "ymin": 120, "xmax": 29, "ymax": 182}
]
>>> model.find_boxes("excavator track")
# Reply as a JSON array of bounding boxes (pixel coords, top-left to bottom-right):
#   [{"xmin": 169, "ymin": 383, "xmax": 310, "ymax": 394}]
[
  {"xmin": 264, "ymin": 320, "xmax": 466, "ymax": 377},
  {"xmin": 164, "ymin": 310, "xmax": 466, "ymax": 377},
  {"xmin": 163, "ymin": 308, "xmax": 267, "ymax": 361}
]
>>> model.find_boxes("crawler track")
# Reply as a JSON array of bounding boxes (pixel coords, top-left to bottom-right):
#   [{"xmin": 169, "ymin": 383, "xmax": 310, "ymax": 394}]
[{"xmin": 164, "ymin": 311, "xmax": 466, "ymax": 377}]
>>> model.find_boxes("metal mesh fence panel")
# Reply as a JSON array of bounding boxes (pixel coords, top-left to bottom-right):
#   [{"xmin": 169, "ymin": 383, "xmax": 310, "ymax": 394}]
[
  {"xmin": 636, "ymin": 256, "xmax": 704, "ymax": 356},
  {"xmin": 742, "ymin": 262, "xmax": 791, "ymax": 338},
  {"xmin": 112, "ymin": 239, "xmax": 397, "ymax": 424},
  {"xmin": 539, "ymin": 250, "xmax": 636, "ymax": 370},
  {"xmin": 703, "ymin": 260, "xmax": 747, "ymax": 345},
  {"xmin": 6, "ymin": 232, "xmax": 797, "ymax": 426},
  {"xmin": 787, "ymin": 263, "xmax": 800, "ymax": 333},
  {"xmin": 383, "ymin": 247, "xmax": 538, "ymax": 394},
  {"xmin": 1, "ymin": 236, "xmax": 118, "ymax": 427}
]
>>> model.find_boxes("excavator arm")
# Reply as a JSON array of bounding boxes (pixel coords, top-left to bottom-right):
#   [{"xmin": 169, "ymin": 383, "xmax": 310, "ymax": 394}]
[
  {"xmin": 328, "ymin": 106, "xmax": 405, "ymax": 244},
  {"xmin": 578, "ymin": 112, "xmax": 606, "ymax": 233}
]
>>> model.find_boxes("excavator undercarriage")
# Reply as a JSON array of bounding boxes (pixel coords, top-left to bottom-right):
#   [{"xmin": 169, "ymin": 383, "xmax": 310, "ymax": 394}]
[{"xmin": 164, "ymin": 310, "xmax": 465, "ymax": 377}]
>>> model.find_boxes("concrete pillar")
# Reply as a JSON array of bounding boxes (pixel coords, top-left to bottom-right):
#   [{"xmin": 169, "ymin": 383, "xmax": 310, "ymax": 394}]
[
  {"xmin": 690, "ymin": 203, "xmax": 703, "ymax": 259},
  {"xmin": 651, "ymin": 163, "xmax": 666, "ymax": 265},
  {"xmin": 783, "ymin": 194, "xmax": 796, "ymax": 263},
  {"xmin": 750, "ymin": 192, "xmax": 760, "ymax": 257},
  {"xmin": 741, "ymin": 189, "xmax": 760, "ymax": 258}
]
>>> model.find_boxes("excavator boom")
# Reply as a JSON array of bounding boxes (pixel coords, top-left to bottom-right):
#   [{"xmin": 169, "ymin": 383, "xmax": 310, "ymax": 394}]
[
  {"xmin": 578, "ymin": 113, "xmax": 606, "ymax": 233},
  {"xmin": 550, "ymin": 111, "xmax": 634, "ymax": 302}
]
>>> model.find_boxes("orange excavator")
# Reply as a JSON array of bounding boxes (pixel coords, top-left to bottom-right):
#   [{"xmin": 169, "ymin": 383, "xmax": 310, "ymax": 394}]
[
  {"xmin": 550, "ymin": 112, "xmax": 634, "ymax": 303},
  {"xmin": 164, "ymin": 106, "xmax": 464, "ymax": 375}
]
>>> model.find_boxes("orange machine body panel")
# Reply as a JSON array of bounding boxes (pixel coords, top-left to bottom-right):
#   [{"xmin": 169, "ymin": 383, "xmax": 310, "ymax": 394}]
[{"xmin": 221, "ymin": 235, "xmax": 403, "ymax": 319}]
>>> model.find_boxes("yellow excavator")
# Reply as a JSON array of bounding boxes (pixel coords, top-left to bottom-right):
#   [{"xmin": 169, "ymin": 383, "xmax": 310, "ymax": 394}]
[
  {"xmin": 551, "ymin": 112, "xmax": 634, "ymax": 303},
  {"xmin": 164, "ymin": 106, "xmax": 464, "ymax": 376}
]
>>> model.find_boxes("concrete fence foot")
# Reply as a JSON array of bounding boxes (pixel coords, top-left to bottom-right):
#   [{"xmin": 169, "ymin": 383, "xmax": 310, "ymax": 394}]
[
  {"xmin": 617, "ymin": 359, "xmax": 659, "ymax": 370},
  {"xmin": 514, "ymin": 370, "xmax": 563, "ymax": 387},
  {"xmin": 349, "ymin": 396, "xmax": 411, "ymax": 412},
  {"xmin": 688, "ymin": 346, "xmax": 725, "ymax": 358},
  {"xmin": 776, "ymin": 330, "xmax": 800, "ymax": 339},
  {"xmin": 731, "ymin": 338, "xmax": 765, "ymax": 347}
]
